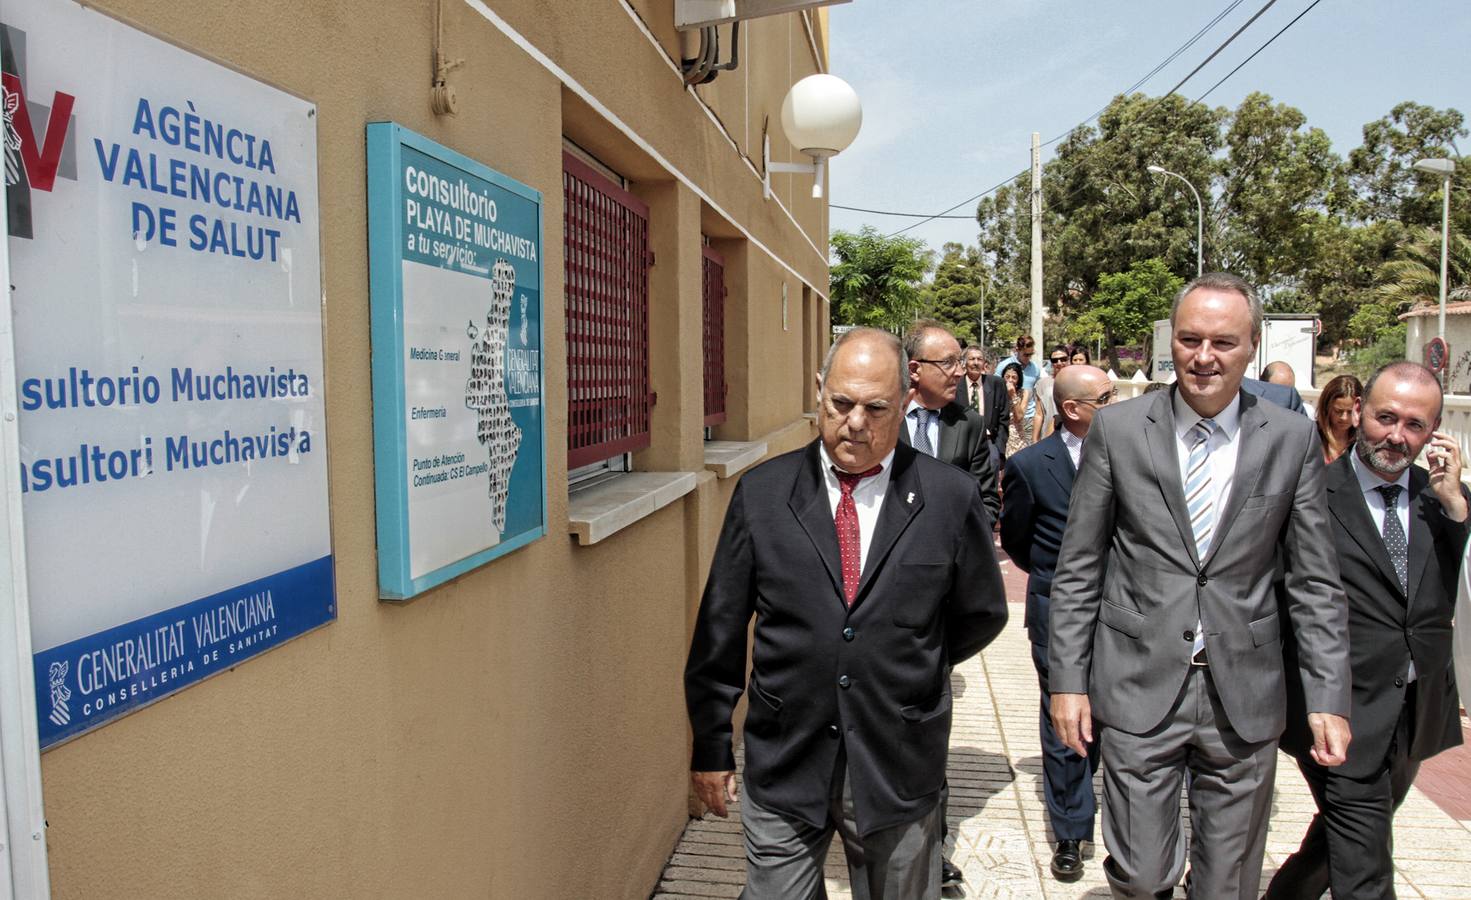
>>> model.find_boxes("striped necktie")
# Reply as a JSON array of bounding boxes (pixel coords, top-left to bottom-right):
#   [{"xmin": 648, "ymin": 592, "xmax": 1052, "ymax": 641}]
[{"xmin": 1186, "ymin": 419, "xmax": 1218, "ymax": 559}]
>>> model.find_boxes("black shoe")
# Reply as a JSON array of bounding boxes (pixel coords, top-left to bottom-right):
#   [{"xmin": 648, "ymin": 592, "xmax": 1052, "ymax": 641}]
[
  {"xmin": 941, "ymin": 858, "xmax": 963, "ymax": 887},
  {"xmin": 1051, "ymin": 839, "xmax": 1084, "ymax": 881}
]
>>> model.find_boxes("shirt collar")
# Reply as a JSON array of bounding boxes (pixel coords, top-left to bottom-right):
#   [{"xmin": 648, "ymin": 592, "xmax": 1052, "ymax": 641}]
[
  {"xmin": 819, "ymin": 443, "xmax": 898, "ymax": 482},
  {"xmin": 1060, "ymin": 427, "xmax": 1085, "ymax": 450},
  {"xmin": 1349, "ymin": 445, "xmax": 1410, "ymax": 497},
  {"xmin": 905, "ymin": 398, "xmax": 936, "ymax": 417},
  {"xmin": 1173, "ymin": 388, "xmax": 1242, "ymax": 441}
]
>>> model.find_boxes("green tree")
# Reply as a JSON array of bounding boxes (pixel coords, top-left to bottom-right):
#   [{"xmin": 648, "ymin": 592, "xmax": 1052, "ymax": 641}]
[
  {"xmin": 1214, "ymin": 93, "xmax": 1343, "ymax": 291},
  {"xmin": 829, "ymin": 226, "xmax": 933, "ymax": 331},
  {"xmin": 919, "ymin": 243, "xmax": 985, "ymax": 344},
  {"xmin": 1069, "ymin": 258, "xmax": 1183, "ymax": 368},
  {"xmin": 1347, "ymin": 102, "xmax": 1468, "ymax": 228}
]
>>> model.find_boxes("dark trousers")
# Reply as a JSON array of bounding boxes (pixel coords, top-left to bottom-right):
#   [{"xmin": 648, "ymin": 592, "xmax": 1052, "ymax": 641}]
[
  {"xmin": 1265, "ymin": 701, "xmax": 1419, "ymax": 900},
  {"xmin": 1031, "ymin": 641, "xmax": 1099, "ymax": 841}
]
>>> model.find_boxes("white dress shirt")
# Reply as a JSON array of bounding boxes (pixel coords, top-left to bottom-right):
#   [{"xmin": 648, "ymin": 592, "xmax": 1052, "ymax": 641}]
[
  {"xmin": 1060, "ymin": 427, "xmax": 1085, "ymax": 471},
  {"xmin": 904, "ymin": 400, "xmax": 941, "ymax": 455},
  {"xmin": 1174, "ymin": 390, "xmax": 1243, "ymax": 660},
  {"xmin": 1349, "ymin": 449, "xmax": 1411, "ymax": 539},
  {"xmin": 1173, "ymin": 389, "xmax": 1243, "ymax": 557},
  {"xmin": 819, "ymin": 444, "xmax": 896, "ymax": 576},
  {"xmin": 1350, "ymin": 449, "xmax": 1415, "ymax": 681},
  {"xmin": 965, "ymin": 376, "xmax": 985, "ymax": 416}
]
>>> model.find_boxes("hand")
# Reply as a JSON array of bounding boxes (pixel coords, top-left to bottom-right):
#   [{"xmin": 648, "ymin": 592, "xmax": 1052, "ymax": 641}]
[
  {"xmin": 691, "ymin": 770, "xmax": 739, "ymax": 817},
  {"xmin": 1050, "ymin": 692, "xmax": 1093, "ymax": 757},
  {"xmin": 1308, "ymin": 713, "xmax": 1352, "ymax": 767},
  {"xmin": 1426, "ymin": 431, "xmax": 1467, "ymax": 521}
]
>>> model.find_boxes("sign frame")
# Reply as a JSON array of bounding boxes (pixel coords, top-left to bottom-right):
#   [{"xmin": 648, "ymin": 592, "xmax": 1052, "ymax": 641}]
[
  {"xmin": 366, "ymin": 123, "xmax": 547, "ymax": 600},
  {"xmin": 5, "ymin": 0, "xmax": 337, "ymax": 750}
]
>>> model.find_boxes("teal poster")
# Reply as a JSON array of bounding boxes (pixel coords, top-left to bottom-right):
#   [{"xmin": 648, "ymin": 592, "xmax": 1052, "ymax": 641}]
[{"xmin": 367, "ymin": 124, "xmax": 545, "ymax": 599}]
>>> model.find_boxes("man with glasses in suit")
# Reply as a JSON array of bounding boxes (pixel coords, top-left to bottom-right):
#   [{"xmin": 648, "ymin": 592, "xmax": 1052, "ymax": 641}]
[{"xmin": 901, "ymin": 321, "xmax": 999, "ymax": 522}]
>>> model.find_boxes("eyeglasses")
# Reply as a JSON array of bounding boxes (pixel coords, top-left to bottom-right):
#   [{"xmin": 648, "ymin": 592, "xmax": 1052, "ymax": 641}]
[
  {"xmin": 1049, "ymin": 356, "xmax": 1069, "ymax": 364},
  {"xmin": 1076, "ymin": 389, "xmax": 1119, "ymax": 406},
  {"xmin": 914, "ymin": 356, "xmax": 965, "ymax": 373}
]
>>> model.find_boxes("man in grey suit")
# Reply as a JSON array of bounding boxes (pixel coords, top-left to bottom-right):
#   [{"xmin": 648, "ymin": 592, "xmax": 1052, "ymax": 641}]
[{"xmin": 1048, "ymin": 272, "xmax": 1353, "ymax": 900}]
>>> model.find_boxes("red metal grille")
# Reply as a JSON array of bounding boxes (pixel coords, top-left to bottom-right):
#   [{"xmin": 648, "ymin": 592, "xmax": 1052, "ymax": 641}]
[
  {"xmin": 702, "ymin": 245, "xmax": 728, "ymax": 427},
  {"xmin": 563, "ymin": 151, "xmax": 652, "ymax": 469}
]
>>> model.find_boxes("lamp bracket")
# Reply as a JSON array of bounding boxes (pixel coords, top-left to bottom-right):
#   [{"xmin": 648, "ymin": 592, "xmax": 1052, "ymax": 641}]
[{"xmin": 762, "ymin": 133, "xmax": 825, "ymax": 200}]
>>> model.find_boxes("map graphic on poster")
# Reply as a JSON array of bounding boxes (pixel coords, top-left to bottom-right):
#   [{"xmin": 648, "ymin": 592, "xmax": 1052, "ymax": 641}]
[
  {"xmin": 368, "ymin": 124, "xmax": 545, "ymax": 599},
  {"xmin": 465, "ymin": 260, "xmax": 523, "ymax": 534},
  {"xmin": 2, "ymin": 0, "xmax": 335, "ymax": 748}
]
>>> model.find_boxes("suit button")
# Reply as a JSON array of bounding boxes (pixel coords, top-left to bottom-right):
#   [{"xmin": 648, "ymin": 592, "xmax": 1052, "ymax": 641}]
[
  {"xmin": 843, "ymin": 627, "xmax": 855, "ymax": 642},
  {"xmin": 1197, "ymin": 574, "xmax": 1208, "ymax": 587},
  {"xmin": 1183, "ymin": 630, "xmax": 1194, "ymax": 642},
  {"xmin": 1394, "ymin": 677, "xmax": 1405, "ymax": 688},
  {"xmin": 838, "ymin": 675, "xmax": 851, "ymax": 689},
  {"xmin": 828, "ymin": 724, "xmax": 840, "ymax": 738}
]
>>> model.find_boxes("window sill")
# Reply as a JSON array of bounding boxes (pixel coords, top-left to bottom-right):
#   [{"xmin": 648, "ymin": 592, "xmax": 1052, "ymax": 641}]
[
  {"xmin": 703, "ymin": 440, "xmax": 768, "ymax": 479},
  {"xmin": 567, "ymin": 471, "xmax": 699, "ymax": 546}
]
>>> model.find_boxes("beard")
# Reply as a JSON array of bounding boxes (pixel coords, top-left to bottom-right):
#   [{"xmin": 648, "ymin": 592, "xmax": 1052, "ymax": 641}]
[{"xmin": 1354, "ymin": 433, "xmax": 1414, "ymax": 475}]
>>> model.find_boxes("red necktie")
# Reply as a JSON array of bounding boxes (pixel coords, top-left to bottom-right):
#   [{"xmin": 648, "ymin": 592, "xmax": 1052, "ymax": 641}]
[{"xmin": 833, "ymin": 464, "xmax": 883, "ymax": 606}]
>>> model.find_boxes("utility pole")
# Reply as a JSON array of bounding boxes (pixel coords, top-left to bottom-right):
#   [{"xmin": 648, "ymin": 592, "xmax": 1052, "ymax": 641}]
[{"xmin": 1030, "ymin": 132, "xmax": 1043, "ymax": 348}]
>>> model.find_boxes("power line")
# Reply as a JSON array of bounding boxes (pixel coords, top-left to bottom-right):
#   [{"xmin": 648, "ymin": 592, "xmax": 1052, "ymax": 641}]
[
  {"xmin": 883, "ymin": 170, "xmax": 1028, "ymax": 238},
  {"xmin": 1040, "ymin": 0, "xmax": 1248, "ymax": 148},
  {"xmin": 829, "ymin": 204, "xmax": 974, "ymax": 219},
  {"xmin": 863, "ymin": 0, "xmax": 1265, "ymax": 236},
  {"xmin": 1163, "ymin": 0, "xmax": 1279, "ymax": 96},
  {"xmin": 1194, "ymin": 0, "xmax": 1325, "ymax": 103}
]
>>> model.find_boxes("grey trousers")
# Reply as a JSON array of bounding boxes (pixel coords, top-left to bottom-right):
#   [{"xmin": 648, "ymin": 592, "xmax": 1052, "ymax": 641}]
[
  {"xmin": 740, "ymin": 751, "xmax": 942, "ymax": 900},
  {"xmin": 1099, "ymin": 665, "xmax": 1277, "ymax": 900}
]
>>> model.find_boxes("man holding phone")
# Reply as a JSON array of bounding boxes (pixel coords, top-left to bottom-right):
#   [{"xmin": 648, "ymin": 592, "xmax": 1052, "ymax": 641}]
[{"xmin": 1269, "ymin": 361, "xmax": 1468, "ymax": 899}]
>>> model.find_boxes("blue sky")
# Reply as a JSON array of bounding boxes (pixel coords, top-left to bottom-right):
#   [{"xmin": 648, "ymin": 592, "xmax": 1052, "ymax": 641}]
[{"xmin": 826, "ymin": 0, "xmax": 1471, "ymax": 255}]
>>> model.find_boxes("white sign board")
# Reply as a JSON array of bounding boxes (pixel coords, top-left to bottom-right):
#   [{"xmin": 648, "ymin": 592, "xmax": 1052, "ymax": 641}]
[{"xmin": 3, "ymin": 0, "xmax": 335, "ymax": 747}]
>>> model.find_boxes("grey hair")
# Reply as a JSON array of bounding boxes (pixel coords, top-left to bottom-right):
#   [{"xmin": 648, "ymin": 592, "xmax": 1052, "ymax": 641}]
[
  {"xmin": 961, "ymin": 345, "xmax": 986, "ymax": 362},
  {"xmin": 1364, "ymin": 361, "xmax": 1444, "ymax": 420},
  {"xmin": 1170, "ymin": 272, "xmax": 1263, "ymax": 336},
  {"xmin": 820, "ymin": 327, "xmax": 908, "ymax": 395}
]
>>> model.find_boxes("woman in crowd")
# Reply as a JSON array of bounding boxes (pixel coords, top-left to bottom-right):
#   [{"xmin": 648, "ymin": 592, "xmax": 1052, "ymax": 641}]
[
  {"xmin": 1069, "ymin": 344, "xmax": 1091, "ymax": 367},
  {"xmin": 1315, "ymin": 374, "xmax": 1362, "ymax": 464},
  {"xmin": 1002, "ymin": 362, "xmax": 1029, "ymax": 457}
]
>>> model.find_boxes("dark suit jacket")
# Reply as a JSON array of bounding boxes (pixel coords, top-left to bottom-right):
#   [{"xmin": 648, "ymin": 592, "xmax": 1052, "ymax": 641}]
[
  {"xmin": 964, "ymin": 375, "xmax": 1011, "ymax": 461},
  {"xmin": 1241, "ymin": 376, "xmax": 1305, "ymax": 413},
  {"xmin": 1281, "ymin": 456, "xmax": 1468, "ymax": 778},
  {"xmin": 899, "ymin": 400, "xmax": 1000, "ymax": 522},
  {"xmin": 685, "ymin": 441, "xmax": 1008, "ymax": 835},
  {"xmin": 999, "ymin": 430, "xmax": 1075, "ymax": 646}
]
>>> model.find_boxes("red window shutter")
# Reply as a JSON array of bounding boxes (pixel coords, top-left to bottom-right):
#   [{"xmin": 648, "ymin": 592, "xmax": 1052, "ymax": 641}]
[{"xmin": 563, "ymin": 151, "xmax": 653, "ymax": 468}]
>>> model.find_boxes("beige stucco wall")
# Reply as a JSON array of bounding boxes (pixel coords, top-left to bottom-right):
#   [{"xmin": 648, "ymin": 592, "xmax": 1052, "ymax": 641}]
[{"xmin": 34, "ymin": 1, "xmax": 829, "ymax": 897}]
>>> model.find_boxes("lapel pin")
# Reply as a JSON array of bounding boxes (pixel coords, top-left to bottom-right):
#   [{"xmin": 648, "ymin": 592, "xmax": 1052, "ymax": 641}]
[{"xmin": 906, "ymin": 492, "xmax": 915, "ymax": 505}]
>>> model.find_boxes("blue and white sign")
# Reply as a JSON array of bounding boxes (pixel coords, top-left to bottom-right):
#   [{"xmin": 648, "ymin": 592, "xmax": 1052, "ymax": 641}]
[
  {"xmin": 3, "ymin": 0, "xmax": 335, "ymax": 747},
  {"xmin": 367, "ymin": 124, "xmax": 545, "ymax": 600}
]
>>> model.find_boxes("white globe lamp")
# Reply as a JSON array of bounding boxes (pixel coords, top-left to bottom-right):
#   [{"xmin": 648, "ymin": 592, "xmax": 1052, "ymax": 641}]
[{"xmin": 765, "ymin": 73, "xmax": 862, "ymax": 199}]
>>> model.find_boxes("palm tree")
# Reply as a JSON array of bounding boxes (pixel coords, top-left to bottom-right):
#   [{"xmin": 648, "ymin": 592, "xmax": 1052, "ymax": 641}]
[{"xmin": 1375, "ymin": 225, "xmax": 1471, "ymax": 310}]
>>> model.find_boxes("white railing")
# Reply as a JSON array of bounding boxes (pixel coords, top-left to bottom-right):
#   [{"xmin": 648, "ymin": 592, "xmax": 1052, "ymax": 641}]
[{"xmin": 1110, "ymin": 376, "xmax": 1471, "ymax": 481}]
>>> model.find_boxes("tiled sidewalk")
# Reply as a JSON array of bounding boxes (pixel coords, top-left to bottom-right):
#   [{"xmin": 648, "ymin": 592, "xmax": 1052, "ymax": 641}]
[{"xmin": 654, "ymin": 546, "xmax": 1471, "ymax": 899}]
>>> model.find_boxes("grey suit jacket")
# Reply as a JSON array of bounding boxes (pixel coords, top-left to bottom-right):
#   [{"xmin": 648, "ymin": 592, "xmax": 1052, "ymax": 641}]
[{"xmin": 1048, "ymin": 387, "xmax": 1350, "ymax": 743}]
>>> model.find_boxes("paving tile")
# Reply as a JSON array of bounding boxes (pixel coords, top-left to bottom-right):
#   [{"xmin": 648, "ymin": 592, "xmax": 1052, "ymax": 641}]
[{"xmin": 652, "ymin": 546, "xmax": 1471, "ymax": 899}]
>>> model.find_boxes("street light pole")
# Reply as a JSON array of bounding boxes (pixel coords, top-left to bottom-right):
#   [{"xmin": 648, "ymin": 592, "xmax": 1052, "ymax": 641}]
[
  {"xmin": 1148, "ymin": 165, "xmax": 1204, "ymax": 277},
  {"xmin": 1413, "ymin": 158, "xmax": 1456, "ymax": 367}
]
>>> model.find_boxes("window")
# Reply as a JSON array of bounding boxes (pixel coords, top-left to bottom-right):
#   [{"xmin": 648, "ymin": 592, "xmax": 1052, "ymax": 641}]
[
  {"xmin": 701, "ymin": 244, "xmax": 727, "ymax": 428},
  {"xmin": 563, "ymin": 150, "xmax": 653, "ymax": 470}
]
